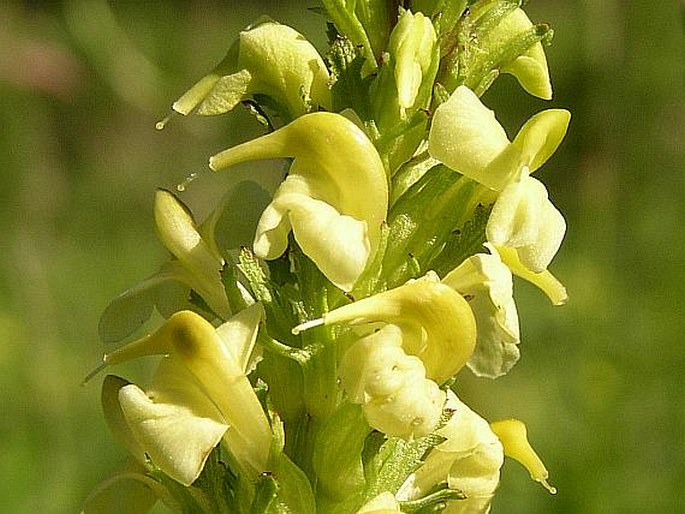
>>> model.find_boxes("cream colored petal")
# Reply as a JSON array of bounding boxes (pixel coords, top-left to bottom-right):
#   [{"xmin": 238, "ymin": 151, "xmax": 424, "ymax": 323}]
[
  {"xmin": 96, "ymin": 311, "xmax": 273, "ymax": 478},
  {"xmin": 511, "ymin": 109, "xmax": 571, "ymax": 174},
  {"xmin": 428, "ymin": 86, "xmax": 510, "ymax": 190},
  {"xmin": 514, "ymin": 199, "xmax": 566, "ymax": 273},
  {"xmin": 486, "ymin": 175, "xmax": 548, "ymax": 249},
  {"xmin": 486, "ymin": 174, "xmax": 566, "ymax": 273},
  {"xmin": 197, "ymin": 69, "xmax": 252, "ymax": 115},
  {"xmin": 172, "ymin": 21, "xmax": 331, "ymax": 117},
  {"xmin": 497, "ymin": 246, "xmax": 568, "ymax": 305},
  {"xmin": 363, "ymin": 378, "xmax": 445, "ymax": 439},
  {"xmin": 118, "ymin": 362, "xmax": 228, "ymax": 486},
  {"xmin": 442, "ymin": 249, "xmax": 521, "ymax": 379},
  {"xmin": 340, "ymin": 325, "xmax": 424, "ymax": 402},
  {"xmin": 253, "ymin": 198, "xmax": 293, "ymax": 260},
  {"xmin": 238, "ymin": 21, "xmax": 332, "ymax": 114},
  {"xmin": 288, "ymin": 194, "xmax": 370, "ymax": 292},
  {"xmin": 404, "ymin": 391, "xmax": 503, "ymax": 505},
  {"xmin": 214, "ymin": 303, "xmax": 264, "ymax": 374}
]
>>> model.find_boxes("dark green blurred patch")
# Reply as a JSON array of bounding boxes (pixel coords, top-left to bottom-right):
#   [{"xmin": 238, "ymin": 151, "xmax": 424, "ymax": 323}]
[{"xmin": 1, "ymin": 1, "xmax": 683, "ymax": 513}]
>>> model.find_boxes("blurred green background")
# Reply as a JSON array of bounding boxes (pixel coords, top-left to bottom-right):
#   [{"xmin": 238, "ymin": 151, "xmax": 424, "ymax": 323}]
[{"xmin": 1, "ymin": 1, "xmax": 683, "ymax": 513}]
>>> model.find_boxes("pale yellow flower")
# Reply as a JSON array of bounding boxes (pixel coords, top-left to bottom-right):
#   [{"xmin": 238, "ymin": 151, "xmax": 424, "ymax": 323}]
[
  {"xmin": 429, "ymin": 85, "xmax": 570, "ymax": 273},
  {"xmin": 210, "ymin": 112, "xmax": 388, "ymax": 291},
  {"xmin": 94, "ymin": 305, "xmax": 271, "ymax": 485},
  {"xmin": 171, "ymin": 20, "xmax": 331, "ymax": 119}
]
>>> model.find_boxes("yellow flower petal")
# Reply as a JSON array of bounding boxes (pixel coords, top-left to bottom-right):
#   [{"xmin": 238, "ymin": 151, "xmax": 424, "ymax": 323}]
[
  {"xmin": 118, "ymin": 358, "xmax": 228, "ymax": 486},
  {"xmin": 497, "ymin": 246, "xmax": 568, "ymax": 305},
  {"xmin": 172, "ymin": 20, "xmax": 331, "ymax": 118},
  {"xmin": 490, "ymin": 418, "xmax": 557, "ymax": 494},
  {"xmin": 429, "ymin": 86, "xmax": 510, "ymax": 190},
  {"xmin": 442, "ymin": 246, "xmax": 521, "ymax": 378}
]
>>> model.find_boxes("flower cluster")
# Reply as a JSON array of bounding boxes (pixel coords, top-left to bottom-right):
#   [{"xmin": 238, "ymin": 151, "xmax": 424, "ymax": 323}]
[{"xmin": 85, "ymin": 3, "xmax": 570, "ymax": 513}]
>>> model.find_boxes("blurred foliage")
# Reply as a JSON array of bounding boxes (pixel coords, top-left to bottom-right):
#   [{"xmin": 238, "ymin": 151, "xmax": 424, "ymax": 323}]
[{"xmin": 0, "ymin": 1, "xmax": 683, "ymax": 513}]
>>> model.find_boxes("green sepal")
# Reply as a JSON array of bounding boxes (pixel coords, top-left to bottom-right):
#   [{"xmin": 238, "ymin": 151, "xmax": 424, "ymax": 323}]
[
  {"xmin": 251, "ymin": 452, "xmax": 316, "ymax": 514},
  {"xmin": 192, "ymin": 449, "xmax": 242, "ymax": 514},
  {"xmin": 237, "ymin": 248, "xmax": 296, "ymax": 344},
  {"xmin": 203, "ymin": 180, "xmax": 273, "ymax": 261},
  {"xmin": 327, "ymin": 36, "xmax": 375, "ymax": 122},
  {"xmin": 312, "ymin": 402, "xmax": 371, "ymax": 502},
  {"xmin": 256, "ymin": 351, "xmax": 306, "ymax": 425},
  {"xmin": 362, "ymin": 432, "xmax": 445, "ymax": 503},
  {"xmin": 98, "ymin": 261, "xmax": 201, "ymax": 343},
  {"xmin": 80, "ymin": 462, "xmax": 171, "ymax": 514},
  {"xmin": 383, "ymin": 168, "xmax": 494, "ymax": 287},
  {"xmin": 149, "ymin": 466, "xmax": 215, "ymax": 513},
  {"xmin": 354, "ymin": 0, "xmax": 396, "ymax": 57},
  {"xmin": 438, "ymin": 0, "xmax": 554, "ymax": 97},
  {"xmin": 320, "ymin": 0, "xmax": 379, "ymax": 73},
  {"xmin": 429, "ymin": 202, "xmax": 493, "ymax": 277},
  {"xmin": 400, "ymin": 486, "xmax": 466, "ymax": 513}
]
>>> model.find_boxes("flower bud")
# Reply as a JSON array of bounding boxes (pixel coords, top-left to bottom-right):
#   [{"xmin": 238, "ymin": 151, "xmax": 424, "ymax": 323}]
[
  {"xmin": 363, "ymin": 378, "xmax": 445, "ymax": 439},
  {"xmin": 388, "ymin": 9, "xmax": 438, "ymax": 117},
  {"xmin": 153, "ymin": 190, "xmax": 230, "ymax": 318}
]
